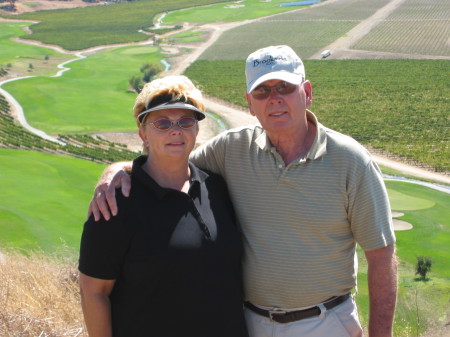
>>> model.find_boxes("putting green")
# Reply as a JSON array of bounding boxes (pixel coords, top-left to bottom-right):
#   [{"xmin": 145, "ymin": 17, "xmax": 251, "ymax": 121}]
[{"xmin": 387, "ymin": 188, "xmax": 435, "ymax": 211}]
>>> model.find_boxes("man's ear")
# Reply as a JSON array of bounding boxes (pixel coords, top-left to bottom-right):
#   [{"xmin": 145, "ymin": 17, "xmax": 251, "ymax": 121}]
[
  {"xmin": 246, "ymin": 93, "xmax": 256, "ymax": 116},
  {"xmin": 304, "ymin": 80, "xmax": 313, "ymax": 107}
]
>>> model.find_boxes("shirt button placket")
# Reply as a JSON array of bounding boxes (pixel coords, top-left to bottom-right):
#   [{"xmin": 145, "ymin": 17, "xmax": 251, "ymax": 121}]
[{"xmin": 189, "ymin": 197, "xmax": 212, "ymax": 240}]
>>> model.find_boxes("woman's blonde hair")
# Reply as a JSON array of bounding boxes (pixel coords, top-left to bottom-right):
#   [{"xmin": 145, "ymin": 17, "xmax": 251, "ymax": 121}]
[
  {"xmin": 133, "ymin": 75, "xmax": 205, "ymax": 127},
  {"xmin": 134, "ymin": 75, "xmax": 205, "ymax": 154}
]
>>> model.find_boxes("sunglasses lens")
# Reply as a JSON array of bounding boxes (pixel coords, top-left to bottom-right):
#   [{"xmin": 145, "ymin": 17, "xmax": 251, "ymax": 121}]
[
  {"xmin": 277, "ymin": 82, "xmax": 297, "ymax": 95},
  {"xmin": 178, "ymin": 117, "xmax": 197, "ymax": 129},
  {"xmin": 251, "ymin": 82, "xmax": 298, "ymax": 100},
  {"xmin": 147, "ymin": 117, "xmax": 197, "ymax": 130},
  {"xmin": 251, "ymin": 86, "xmax": 270, "ymax": 100},
  {"xmin": 153, "ymin": 119, "xmax": 172, "ymax": 130}
]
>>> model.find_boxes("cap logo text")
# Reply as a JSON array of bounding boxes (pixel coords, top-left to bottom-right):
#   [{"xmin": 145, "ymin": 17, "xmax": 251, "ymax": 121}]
[{"xmin": 253, "ymin": 55, "xmax": 287, "ymax": 67}]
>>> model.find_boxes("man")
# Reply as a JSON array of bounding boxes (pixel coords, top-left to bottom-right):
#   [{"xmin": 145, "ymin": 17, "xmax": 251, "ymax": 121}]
[{"xmin": 90, "ymin": 45, "xmax": 397, "ymax": 336}]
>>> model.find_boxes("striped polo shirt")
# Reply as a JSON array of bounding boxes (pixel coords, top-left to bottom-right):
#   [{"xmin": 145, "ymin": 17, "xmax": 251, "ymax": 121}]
[{"xmin": 191, "ymin": 110, "xmax": 395, "ymax": 308}]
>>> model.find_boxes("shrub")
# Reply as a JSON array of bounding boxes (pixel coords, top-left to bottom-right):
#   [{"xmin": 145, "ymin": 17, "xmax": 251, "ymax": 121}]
[
  {"xmin": 416, "ymin": 256, "xmax": 432, "ymax": 280},
  {"xmin": 129, "ymin": 75, "xmax": 143, "ymax": 93}
]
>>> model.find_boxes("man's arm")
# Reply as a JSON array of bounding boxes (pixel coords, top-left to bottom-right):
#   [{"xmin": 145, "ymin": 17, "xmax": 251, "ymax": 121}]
[
  {"xmin": 190, "ymin": 132, "xmax": 227, "ymax": 176},
  {"xmin": 79, "ymin": 272, "xmax": 115, "ymax": 337},
  {"xmin": 88, "ymin": 131, "xmax": 229, "ymax": 222},
  {"xmin": 365, "ymin": 243, "xmax": 398, "ymax": 337},
  {"xmin": 88, "ymin": 161, "xmax": 132, "ymax": 221}
]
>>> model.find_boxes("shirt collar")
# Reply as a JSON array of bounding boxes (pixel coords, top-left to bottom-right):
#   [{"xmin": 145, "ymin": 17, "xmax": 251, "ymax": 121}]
[
  {"xmin": 255, "ymin": 110, "xmax": 327, "ymax": 161},
  {"xmin": 188, "ymin": 162, "xmax": 208, "ymax": 184},
  {"xmin": 132, "ymin": 156, "xmax": 208, "ymax": 200}
]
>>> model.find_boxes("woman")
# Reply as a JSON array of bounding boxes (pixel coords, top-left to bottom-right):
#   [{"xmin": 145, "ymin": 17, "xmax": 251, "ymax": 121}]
[{"xmin": 78, "ymin": 75, "xmax": 248, "ymax": 337}]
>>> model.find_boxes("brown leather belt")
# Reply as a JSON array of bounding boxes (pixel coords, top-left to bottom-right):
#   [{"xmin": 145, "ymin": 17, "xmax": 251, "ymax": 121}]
[{"xmin": 244, "ymin": 293, "xmax": 350, "ymax": 324}]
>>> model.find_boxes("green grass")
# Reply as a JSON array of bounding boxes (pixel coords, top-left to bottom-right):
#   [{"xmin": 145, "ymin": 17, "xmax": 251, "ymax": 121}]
[
  {"xmin": 185, "ymin": 59, "xmax": 450, "ymax": 172},
  {"xmin": 0, "ymin": 22, "xmax": 73, "ymax": 76},
  {"xmin": 162, "ymin": 0, "xmax": 308, "ymax": 24},
  {"xmin": 166, "ymin": 29, "xmax": 207, "ymax": 43},
  {"xmin": 386, "ymin": 181, "xmax": 450, "ymax": 278},
  {"xmin": 0, "ymin": 148, "xmax": 106, "ymax": 252},
  {"xmin": 355, "ymin": 180, "xmax": 450, "ymax": 336},
  {"xmin": 144, "ymin": 25, "xmax": 182, "ymax": 35},
  {"xmin": 5, "ymin": 0, "xmax": 231, "ymax": 50},
  {"xmin": 2, "ymin": 45, "xmax": 163, "ymax": 134},
  {"xmin": 388, "ymin": 188, "xmax": 436, "ymax": 211},
  {"xmin": 358, "ymin": 258, "xmax": 450, "ymax": 336}
]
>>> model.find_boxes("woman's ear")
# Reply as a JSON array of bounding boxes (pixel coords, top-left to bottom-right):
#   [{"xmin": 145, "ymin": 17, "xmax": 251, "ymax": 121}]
[{"xmin": 138, "ymin": 127, "xmax": 147, "ymax": 144}]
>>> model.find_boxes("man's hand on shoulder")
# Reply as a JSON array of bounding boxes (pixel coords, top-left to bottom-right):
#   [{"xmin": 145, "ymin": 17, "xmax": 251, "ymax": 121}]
[{"xmin": 88, "ymin": 161, "xmax": 132, "ymax": 221}]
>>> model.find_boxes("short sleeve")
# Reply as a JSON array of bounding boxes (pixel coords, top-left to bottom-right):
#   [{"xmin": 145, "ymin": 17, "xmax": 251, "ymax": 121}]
[
  {"xmin": 191, "ymin": 132, "xmax": 228, "ymax": 176},
  {"xmin": 79, "ymin": 212, "xmax": 130, "ymax": 280},
  {"xmin": 348, "ymin": 159, "xmax": 396, "ymax": 251}
]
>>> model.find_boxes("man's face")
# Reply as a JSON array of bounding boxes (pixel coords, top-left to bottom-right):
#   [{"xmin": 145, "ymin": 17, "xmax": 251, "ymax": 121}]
[{"xmin": 246, "ymin": 79, "xmax": 312, "ymax": 137}]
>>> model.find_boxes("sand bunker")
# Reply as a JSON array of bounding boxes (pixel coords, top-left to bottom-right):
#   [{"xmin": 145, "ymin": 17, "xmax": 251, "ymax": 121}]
[
  {"xmin": 391, "ymin": 211, "xmax": 412, "ymax": 230},
  {"xmin": 225, "ymin": 4, "xmax": 245, "ymax": 8},
  {"xmin": 393, "ymin": 219, "xmax": 413, "ymax": 231},
  {"xmin": 391, "ymin": 211, "xmax": 404, "ymax": 218}
]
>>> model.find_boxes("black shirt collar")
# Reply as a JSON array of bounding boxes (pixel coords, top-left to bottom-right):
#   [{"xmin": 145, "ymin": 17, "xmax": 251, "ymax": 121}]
[{"xmin": 131, "ymin": 156, "xmax": 208, "ymax": 200}]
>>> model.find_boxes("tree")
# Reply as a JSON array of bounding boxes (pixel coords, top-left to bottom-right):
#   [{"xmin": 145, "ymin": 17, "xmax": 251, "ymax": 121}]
[
  {"xmin": 128, "ymin": 62, "xmax": 164, "ymax": 93},
  {"xmin": 0, "ymin": 0, "xmax": 16, "ymax": 12},
  {"xmin": 415, "ymin": 256, "xmax": 432, "ymax": 280},
  {"xmin": 140, "ymin": 63, "xmax": 163, "ymax": 83},
  {"xmin": 129, "ymin": 75, "xmax": 143, "ymax": 93}
]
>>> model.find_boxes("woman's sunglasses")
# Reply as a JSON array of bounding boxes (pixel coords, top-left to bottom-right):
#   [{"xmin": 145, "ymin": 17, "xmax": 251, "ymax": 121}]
[
  {"xmin": 142, "ymin": 116, "xmax": 197, "ymax": 131},
  {"xmin": 250, "ymin": 81, "xmax": 298, "ymax": 100}
]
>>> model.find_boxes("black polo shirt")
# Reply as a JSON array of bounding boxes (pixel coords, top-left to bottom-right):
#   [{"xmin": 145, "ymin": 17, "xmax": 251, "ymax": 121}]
[{"xmin": 79, "ymin": 156, "xmax": 248, "ymax": 337}]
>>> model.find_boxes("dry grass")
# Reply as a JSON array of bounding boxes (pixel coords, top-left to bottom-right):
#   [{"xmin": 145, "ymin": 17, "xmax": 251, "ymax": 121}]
[{"xmin": 0, "ymin": 249, "xmax": 87, "ymax": 337}]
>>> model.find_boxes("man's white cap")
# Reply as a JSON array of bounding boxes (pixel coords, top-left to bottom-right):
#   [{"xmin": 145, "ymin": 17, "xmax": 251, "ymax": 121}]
[{"xmin": 245, "ymin": 45, "xmax": 305, "ymax": 93}]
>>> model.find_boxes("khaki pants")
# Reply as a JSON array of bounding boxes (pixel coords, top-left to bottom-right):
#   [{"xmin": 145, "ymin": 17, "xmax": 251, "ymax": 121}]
[{"xmin": 244, "ymin": 296, "xmax": 363, "ymax": 337}]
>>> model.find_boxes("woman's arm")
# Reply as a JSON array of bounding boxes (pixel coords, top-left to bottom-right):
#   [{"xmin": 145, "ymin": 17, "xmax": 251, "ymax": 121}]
[{"xmin": 79, "ymin": 272, "xmax": 116, "ymax": 337}]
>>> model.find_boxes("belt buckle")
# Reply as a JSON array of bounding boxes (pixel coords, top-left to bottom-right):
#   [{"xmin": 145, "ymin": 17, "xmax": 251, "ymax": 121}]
[{"xmin": 268, "ymin": 308, "xmax": 287, "ymax": 321}]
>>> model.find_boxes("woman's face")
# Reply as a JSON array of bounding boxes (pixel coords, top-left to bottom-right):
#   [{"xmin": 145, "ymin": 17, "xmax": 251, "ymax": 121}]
[{"xmin": 139, "ymin": 108, "xmax": 199, "ymax": 161}]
